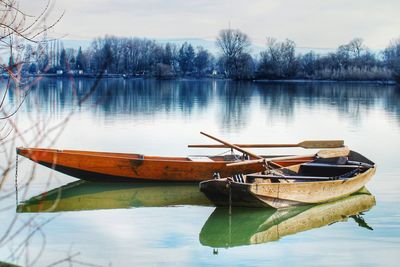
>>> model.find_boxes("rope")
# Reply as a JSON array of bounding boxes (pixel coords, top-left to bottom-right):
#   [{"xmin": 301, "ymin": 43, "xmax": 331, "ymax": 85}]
[{"xmin": 213, "ymin": 149, "xmax": 235, "ymax": 157}]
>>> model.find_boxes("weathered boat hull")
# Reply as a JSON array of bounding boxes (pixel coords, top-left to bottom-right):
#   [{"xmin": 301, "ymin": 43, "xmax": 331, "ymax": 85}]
[
  {"xmin": 16, "ymin": 147, "xmax": 312, "ymax": 182},
  {"xmin": 200, "ymin": 167, "xmax": 376, "ymax": 209}
]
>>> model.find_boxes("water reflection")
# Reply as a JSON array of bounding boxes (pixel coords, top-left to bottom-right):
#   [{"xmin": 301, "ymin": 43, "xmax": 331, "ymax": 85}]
[
  {"xmin": 199, "ymin": 188, "xmax": 375, "ymax": 248},
  {"xmin": 254, "ymin": 82, "xmax": 400, "ymax": 124},
  {"xmin": 10, "ymin": 79, "xmax": 400, "ymax": 128},
  {"xmin": 217, "ymin": 81, "xmax": 254, "ymax": 130},
  {"xmin": 0, "ymin": 261, "xmax": 21, "ymax": 267},
  {"xmin": 17, "ymin": 180, "xmax": 211, "ymax": 213}
]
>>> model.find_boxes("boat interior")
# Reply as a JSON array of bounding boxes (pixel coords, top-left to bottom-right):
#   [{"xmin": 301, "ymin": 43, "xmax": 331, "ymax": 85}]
[
  {"xmin": 18, "ymin": 147, "xmax": 311, "ymax": 164},
  {"xmin": 242, "ymin": 151, "xmax": 375, "ymax": 184}
]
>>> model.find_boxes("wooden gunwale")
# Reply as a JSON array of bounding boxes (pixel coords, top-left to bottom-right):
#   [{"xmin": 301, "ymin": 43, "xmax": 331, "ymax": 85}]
[
  {"xmin": 17, "ymin": 147, "xmax": 313, "ymax": 182},
  {"xmin": 17, "ymin": 147, "xmax": 313, "ymax": 163}
]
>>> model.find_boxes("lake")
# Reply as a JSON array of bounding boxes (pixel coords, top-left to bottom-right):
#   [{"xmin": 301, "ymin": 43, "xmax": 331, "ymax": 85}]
[{"xmin": 0, "ymin": 78, "xmax": 399, "ymax": 266}]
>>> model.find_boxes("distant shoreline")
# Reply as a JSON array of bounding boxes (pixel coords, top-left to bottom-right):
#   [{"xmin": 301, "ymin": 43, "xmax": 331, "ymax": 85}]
[
  {"xmin": 28, "ymin": 74, "xmax": 397, "ymax": 85},
  {"xmin": 253, "ymin": 79, "xmax": 396, "ymax": 85}
]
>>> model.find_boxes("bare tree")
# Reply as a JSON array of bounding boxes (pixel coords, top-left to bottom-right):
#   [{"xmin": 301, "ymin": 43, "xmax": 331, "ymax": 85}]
[
  {"xmin": 216, "ymin": 29, "xmax": 252, "ymax": 79},
  {"xmin": 258, "ymin": 37, "xmax": 298, "ymax": 78},
  {"xmin": 0, "ymin": 2, "xmax": 112, "ymax": 266},
  {"xmin": 347, "ymin": 38, "xmax": 366, "ymax": 59},
  {"xmin": 384, "ymin": 37, "xmax": 400, "ymax": 84}
]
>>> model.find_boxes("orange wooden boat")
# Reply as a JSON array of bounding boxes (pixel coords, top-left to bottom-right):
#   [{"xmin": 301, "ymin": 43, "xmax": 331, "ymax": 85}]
[{"xmin": 16, "ymin": 147, "xmax": 314, "ymax": 182}]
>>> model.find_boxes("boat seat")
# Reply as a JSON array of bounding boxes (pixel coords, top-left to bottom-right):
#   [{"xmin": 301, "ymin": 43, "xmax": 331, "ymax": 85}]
[
  {"xmin": 314, "ymin": 156, "xmax": 348, "ymax": 165},
  {"xmin": 188, "ymin": 156, "xmax": 214, "ymax": 162},
  {"xmin": 246, "ymin": 174, "xmax": 331, "ymax": 181},
  {"xmin": 299, "ymin": 163, "xmax": 364, "ymax": 177}
]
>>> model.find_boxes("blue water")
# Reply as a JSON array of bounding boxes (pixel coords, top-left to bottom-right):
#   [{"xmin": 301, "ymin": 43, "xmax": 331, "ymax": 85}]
[{"xmin": 0, "ymin": 79, "xmax": 399, "ymax": 266}]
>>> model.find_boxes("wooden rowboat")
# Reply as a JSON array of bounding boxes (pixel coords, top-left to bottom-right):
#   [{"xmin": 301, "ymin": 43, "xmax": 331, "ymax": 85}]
[
  {"xmin": 16, "ymin": 147, "xmax": 313, "ymax": 182},
  {"xmin": 200, "ymin": 150, "xmax": 376, "ymax": 208},
  {"xmin": 200, "ymin": 188, "xmax": 375, "ymax": 248}
]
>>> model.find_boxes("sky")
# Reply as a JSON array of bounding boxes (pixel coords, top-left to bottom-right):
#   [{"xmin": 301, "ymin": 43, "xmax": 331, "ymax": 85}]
[{"xmin": 20, "ymin": 0, "xmax": 400, "ymax": 50}]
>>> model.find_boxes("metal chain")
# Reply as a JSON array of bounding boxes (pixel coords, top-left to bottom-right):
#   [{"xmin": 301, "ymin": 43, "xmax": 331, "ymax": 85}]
[
  {"xmin": 15, "ymin": 153, "xmax": 18, "ymax": 205},
  {"xmin": 228, "ymin": 181, "xmax": 232, "ymax": 215}
]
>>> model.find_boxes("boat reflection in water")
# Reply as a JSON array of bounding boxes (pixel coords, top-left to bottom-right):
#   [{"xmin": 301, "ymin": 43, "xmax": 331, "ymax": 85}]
[
  {"xmin": 17, "ymin": 180, "xmax": 211, "ymax": 213},
  {"xmin": 200, "ymin": 188, "xmax": 375, "ymax": 248}
]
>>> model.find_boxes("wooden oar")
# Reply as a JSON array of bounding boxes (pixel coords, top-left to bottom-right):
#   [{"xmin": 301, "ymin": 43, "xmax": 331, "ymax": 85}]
[
  {"xmin": 188, "ymin": 140, "xmax": 344, "ymax": 149},
  {"xmin": 226, "ymin": 154, "xmax": 315, "ymax": 167},
  {"xmin": 226, "ymin": 147, "xmax": 350, "ymax": 167},
  {"xmin": 200, "ymin": 132, "xmax": 262, "ymax": 160}
]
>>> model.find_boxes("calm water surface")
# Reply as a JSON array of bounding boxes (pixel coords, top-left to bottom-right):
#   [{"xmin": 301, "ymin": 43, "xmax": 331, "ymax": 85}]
[{"xmin": 1, "ymin": 79, "xmax": 399, "ymax": 266}]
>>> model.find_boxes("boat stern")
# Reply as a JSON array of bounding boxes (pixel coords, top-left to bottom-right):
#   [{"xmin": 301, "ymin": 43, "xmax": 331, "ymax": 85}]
[
  {"xmin": 16, "ymin": 147, "xmax": 32, "ymax": 159},
  {"xmin": 16, "ymin": 147, "xmax": 54, "ymax": 163}
]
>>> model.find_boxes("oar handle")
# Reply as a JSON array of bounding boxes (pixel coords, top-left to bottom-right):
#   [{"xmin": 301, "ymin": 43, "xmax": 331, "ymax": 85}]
[{"xmin": 188, "ymin": 144, "xmax": 297, "ymax": 148}]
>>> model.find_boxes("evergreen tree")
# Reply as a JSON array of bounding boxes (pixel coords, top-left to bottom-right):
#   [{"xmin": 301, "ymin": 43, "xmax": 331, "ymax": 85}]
[
  {"xmin": 8, "ymin": 54, "xmax": 15, "ymax": 72},
  {"xmin": 75, "ymin": 46, "xmax": 85, "ymax": 71},
  {"xmin": 194, "ymin": 47, "xmax": 213, "ymax": 75},
  {"xmin": 29, "ymin": 63, "xmax": 37, "ymax": 74},
  {"xmin": 178, "ymin": 42, "xmax": 195, "ymax": 75},
  {"xmin": 59, "ymin": 48, "xmax": 66, "ymax": 70},
  {"xmin": 163, "ymin": 43, "xmax": 173, "ymax": 65},
  {"xmin": 69, "ymin": 56, "xmax": 76, "ymax": 68}
]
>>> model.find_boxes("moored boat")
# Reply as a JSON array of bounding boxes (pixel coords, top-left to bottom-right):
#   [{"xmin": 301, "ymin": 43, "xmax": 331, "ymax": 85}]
[
  {"xmin": 16, "ymin": 147, "xmax": 313, "ymax": 182},
  {"xmin": 200, "ymin": 150, "xmax": 376, "ymax": 208}
]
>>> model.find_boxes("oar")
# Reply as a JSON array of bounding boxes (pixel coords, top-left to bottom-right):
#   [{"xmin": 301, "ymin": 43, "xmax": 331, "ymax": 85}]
[
  {"xmin": 226, "ymin": 154, "xmax": 315, "ymax": 167},
  {"xmin": 226, "ymin": 147, "xmax": 350, "ymax": 167},
  {"xmin": 188, "ymin": 140, "xmax": 344, "ymax": 149},
  {"xmin": 199, "ymin": 132, "xmax": 262, "ymax": 160},
  {"xmin": 199, "ymin": 132, "xmax": 315, "ymax": 168}
]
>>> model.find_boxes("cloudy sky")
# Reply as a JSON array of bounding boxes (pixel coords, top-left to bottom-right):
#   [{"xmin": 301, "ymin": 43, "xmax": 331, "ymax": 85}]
[{"xmin": 21, "ymin": 0, "xmax": 399, "ymax": 49}]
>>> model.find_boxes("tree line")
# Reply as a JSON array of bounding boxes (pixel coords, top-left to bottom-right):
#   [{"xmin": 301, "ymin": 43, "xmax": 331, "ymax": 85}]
[{"xmin": 19, "ymin": 29, "xmax": 400, "ymax": 82}]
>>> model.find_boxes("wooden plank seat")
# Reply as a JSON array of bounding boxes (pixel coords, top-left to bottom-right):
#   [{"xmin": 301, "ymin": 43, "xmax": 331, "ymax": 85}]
[
  {"xmin": 188, "ymin": 156, "xmax": 214, "ymax": 162},
  {"xmin": 246, "ymin": 174, "xmax": 331, "ymax": 181}
]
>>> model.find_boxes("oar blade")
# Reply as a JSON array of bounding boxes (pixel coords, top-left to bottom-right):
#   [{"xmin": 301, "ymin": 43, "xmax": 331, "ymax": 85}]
[{"xmin": 298, "ymin": 140, "xmax": 344, "ymax": 149}]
